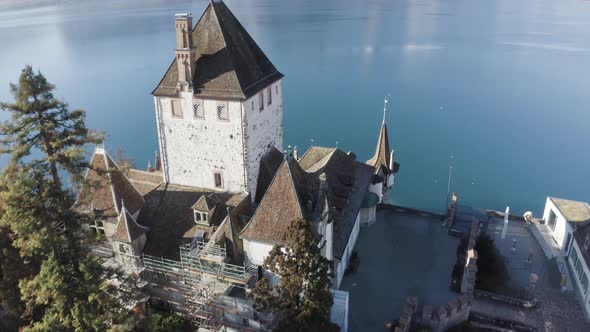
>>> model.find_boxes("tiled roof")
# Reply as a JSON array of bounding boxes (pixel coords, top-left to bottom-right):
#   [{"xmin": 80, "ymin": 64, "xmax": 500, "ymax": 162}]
[
  {"xmin": 255, "ymin": 147, "xmax": 284, "ymax": 204},
  {"xmin": 152, "ymin": 0, "xmax": 283, "ymax": 100},
  {"xmin": 192, "ymin": 195, "xmax": 215, "ymax": 212},
  {"xmin": 78, "ymin": 149, "xmax": 144, "ymax": 216},
  {"xmin": 366, "ymin": 120, "xmax": 392, "ymax": 174},
  {"xmin": 243, "ymin": 147, "xmax": 374, "ymax": 259},
  {"xmin": 127, "ymin": 169, "xmax": 163, "ymax": 196},
  {"xmin": 240, "ymin": 159, "xmax": 305, "ymax": 245},
  {"xmin": 112, "ymin": 205, "xmax": 149, "ymax": 243},
  {"xmin": 550, "ymin": 197, "xmax": 590, "ymax": 223},
  {"xmin": 139, "ymin": 183, "xmax": 249, "ymax": 259}
]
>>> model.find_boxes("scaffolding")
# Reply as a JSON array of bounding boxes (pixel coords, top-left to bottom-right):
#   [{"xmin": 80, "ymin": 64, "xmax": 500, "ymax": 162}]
[{"xmin": 140, "ymin": 242, "xmax": 263, "ymax": 330}]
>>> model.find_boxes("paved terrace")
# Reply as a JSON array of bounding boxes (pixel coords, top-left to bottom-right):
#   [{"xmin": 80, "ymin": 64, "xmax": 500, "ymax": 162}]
[
  {"xmin": 341, "ymin": 209, "xmax": 458, "ymax": 332},
  {"xmin": 472, "ymin": 218, "xmax": 590, "ymax": 331}
]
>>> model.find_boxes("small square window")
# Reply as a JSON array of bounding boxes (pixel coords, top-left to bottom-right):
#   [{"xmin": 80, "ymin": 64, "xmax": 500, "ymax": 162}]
[
  {"xmin": 171, "ymin": 99, "xmax": 182, "ymax": 118},
  {"xmin": 267, "ymin": 87, "xmax": 272, "ymax": 105},
  {"xmin": 217, "ymin": 104, "xmax": 228, "ymax": 120},
  {"xmin": 214, "ymin": 173, "xmax": 222, "ymax": 188},
  {"xmin": 202, "ymin": 213, "xmax": 208, "ymax": 222},
  {"xmin": 119, "ymin": 244, "xmax": 127, "ymax": 254},
  {"xmin": 193, "ymin": 102, "xmax": 204, "ymax": 119},
  {"xmin": 259, "ymin": 93, "xmax": 264, "ymax": 111},
  {"xmin": 195, "ymin": 212, "xmax": 201, "ymax": 221}
]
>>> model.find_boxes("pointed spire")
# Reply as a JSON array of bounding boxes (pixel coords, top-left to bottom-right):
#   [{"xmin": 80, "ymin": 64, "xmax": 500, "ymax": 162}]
[
  {"xmin": 382, "ymin": 95, "xmax": 388, "ymax": 124},
  {"xmin": 367, "ymin": 97, "xmax": 392, "ymax": 174}
]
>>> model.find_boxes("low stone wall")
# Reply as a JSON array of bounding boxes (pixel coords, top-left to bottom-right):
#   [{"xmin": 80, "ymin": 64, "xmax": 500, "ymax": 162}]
[
  {"xmin": 388, "ymin": 297, "xmax": 417, "ymax": 332},
  {"xmin": 421, "ymin": 295, "xmax": 471, "ymax": 332},
  {"xmin": 378, "ymin": 204, "xmax": 445, "ymax": 219},
  {"xmin": 461, "ymin": 219, "xmax": 479, "ymax": 295}
]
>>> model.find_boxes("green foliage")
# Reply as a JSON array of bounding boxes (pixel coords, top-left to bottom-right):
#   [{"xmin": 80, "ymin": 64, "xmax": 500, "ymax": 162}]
[
  {"xmin": 474, "ymin": 233, "xmax": 510, "ymax": 292},
  {"xmin": 252, "ymin": 218, "xmax": 340, "ymax": 332},
  {"xmin": 0, "ymin": 66, "xmax": 120, "ymax": 331},
  {"xmin": 126, "ymin": 312, "xmax": 192, "ymax": 332},
  {"xmin": 0, "ymin": 65, "xmax": 102, "ymax": 187}
]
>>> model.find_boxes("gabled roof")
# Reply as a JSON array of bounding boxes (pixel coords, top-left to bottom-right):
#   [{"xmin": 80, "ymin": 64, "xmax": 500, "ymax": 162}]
[
  {"xmin": 126, "ymin": 169, "xmax": 163, "ymax": 196},
  {"xmin": 366, "ymin": 118, "xmax": 392, "ymax": 174},
  {"xmin": 255, "ymin": 147, "xmax": 284, "ymax": 204},
  {"xmin": 549, "ymin": 197, "xmax": 590, "ymax": 223},
  {"xmin": 192, "ymin": 195, "xmax": 215, "ymax": 212},
  {"xmin": 240, "ymin": 158, "xmax": 305, "ymax": 245},
  {"xmin": 243, "ymin": 147, "xmax": 374, "ymax": 259},
  {"xmin": 152, "ymin": 0, "xmax": 283, "ymax": 100},
  {"xmin": 112, "ymin": 204, "xmax": 149, "ymax": 243},
  {"xmin": 78, "ymin": 148, "xmax": 144, "ymax": 216}
]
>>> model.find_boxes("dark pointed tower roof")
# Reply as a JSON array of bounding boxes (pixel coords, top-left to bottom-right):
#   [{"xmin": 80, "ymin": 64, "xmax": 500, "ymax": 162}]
[
  {"xmin": 366, "ymin": 115, "xmax": 392, "ymax": 174},
  {"xmin": 112, "ymin": 202, "xmax": 150, "ymax": 243},
  {"xmin": 153, "ymin": 0, "xmax": 283, "ymax": 99}
]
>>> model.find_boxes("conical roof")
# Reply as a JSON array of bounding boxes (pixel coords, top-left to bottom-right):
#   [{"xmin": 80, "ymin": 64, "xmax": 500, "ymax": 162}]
[
  {"xmin": 112, "ymin": 204, "xmax": 150, "ymax": 243},
  {"xmin": 366, "ymin": 119, "xmax": 391, "ymax": 174}
]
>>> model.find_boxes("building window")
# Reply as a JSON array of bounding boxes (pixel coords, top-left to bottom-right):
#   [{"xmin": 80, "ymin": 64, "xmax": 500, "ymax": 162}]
[
  {"xmin": 193, "ymin": 101, "xmax": 204, "ymax": 119},
  {"xmin": 547, "ymin": 210, "xmax": 557, "ymax": 232},
  {"xmin": 171, "ymin": 99, "xmax": 182, "ymax": 118},
  {"xmin": 119, "ymin": 244, "xmax": 127, "ymax": 254},
  {"xmin": 251, "ymin": 101, "xmax": 254, "ymax": 110},
  {"xmin": 276, "ymin": 84, "xmax": 279, "ymax": 95},
  {"xmin": 571, "ymin": 248, "xmax": 579, "ymax": 267},
  {"xmin": 217, "ymin": 103, "xmax": 228, "ymax": 121},
  {"xmin": 259, "ymin": 92, "xmax": 264, "ymax": 111},
  {"xmin": 581, "ymin": 272, "xmax": 589, "ymax": 295},
  {"xmin": 194, "ymin": 211, "xmax": 209, "ymax": 225},
  {"xmin": 90, "ymin": 220, "xmax": 105, "ymax": 235},
  {"xmin": 267, "ymin": 86, "xmax": 272, "ymax": 105},
  {"xmin": 214, "ymin": 172, "xmax": 223, "ymax": 188}
]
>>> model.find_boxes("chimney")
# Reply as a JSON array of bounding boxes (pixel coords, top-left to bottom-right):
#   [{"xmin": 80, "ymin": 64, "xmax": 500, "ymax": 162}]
[
  {"xmin": 293, "ymin": 146, "xmax": 299, "ymax": 160},
  {"xmin": 147, "ymin": 160, "xmax": 154, "ymax": 172},
  {"xmin": 154, "ymin": 150, "xmax": 161, "ymax": 171},
  {"xmin": 175, "ymin": 13, "xmax": 195, "ymax": 89}
]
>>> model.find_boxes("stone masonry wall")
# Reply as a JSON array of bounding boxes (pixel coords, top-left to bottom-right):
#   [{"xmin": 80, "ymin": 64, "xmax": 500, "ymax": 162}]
[
  {"xmin": 156, "ymin": 93, "xmax": 247, "ymax": 192},
  {"xmin": 243, "ymin": 80, "xmax": 283, "ymax": 199}
]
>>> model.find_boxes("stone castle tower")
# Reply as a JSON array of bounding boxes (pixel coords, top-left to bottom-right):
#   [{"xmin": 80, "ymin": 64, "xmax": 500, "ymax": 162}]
[{"xmin": 152, "ymin": 0, "xmax": 284, "ymax": 198}]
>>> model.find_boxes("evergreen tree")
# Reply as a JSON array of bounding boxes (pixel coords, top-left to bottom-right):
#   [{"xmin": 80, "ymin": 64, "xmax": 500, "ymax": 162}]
[
  {"xmin": 0, "ymin": 66, "xmax": 119, "ymax": 331},
  {"xmin": 252, "ymin": 218, "xmax": 340, "ymax": 332}
]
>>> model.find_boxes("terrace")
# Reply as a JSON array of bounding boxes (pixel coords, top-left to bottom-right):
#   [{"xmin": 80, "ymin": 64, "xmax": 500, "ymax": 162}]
[{"xmin": 340, "ymin": 209, "xmax": 459, "ymax": 332}]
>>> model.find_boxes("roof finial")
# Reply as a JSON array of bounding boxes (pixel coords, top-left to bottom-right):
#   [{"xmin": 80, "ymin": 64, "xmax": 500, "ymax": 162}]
[{"xmin": 382, "ymin": 95, "xmax": 389, "ymax": 124}]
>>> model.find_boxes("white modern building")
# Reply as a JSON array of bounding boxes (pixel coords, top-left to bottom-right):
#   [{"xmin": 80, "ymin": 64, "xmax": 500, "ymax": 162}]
[{"xmin": 541, "ymin": 197, "xmax": 590, "ymax": 316}]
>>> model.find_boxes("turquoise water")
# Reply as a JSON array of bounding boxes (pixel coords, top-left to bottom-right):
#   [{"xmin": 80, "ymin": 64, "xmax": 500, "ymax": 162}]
[{"xmin": 1, "ymin": 0, "xmax": 589, "ymax": 215}]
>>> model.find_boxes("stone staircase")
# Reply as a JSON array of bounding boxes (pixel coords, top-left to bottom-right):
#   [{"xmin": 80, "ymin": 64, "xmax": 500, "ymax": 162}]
[{"xmin": 528, "ymin": 222, "xmax": 556, "ymax": 259}]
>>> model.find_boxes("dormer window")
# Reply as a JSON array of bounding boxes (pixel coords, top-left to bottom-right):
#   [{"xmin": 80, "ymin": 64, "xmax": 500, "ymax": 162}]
[{"xmin": 194, "ymin": 211, "xmax": 209, "ymax": 225}]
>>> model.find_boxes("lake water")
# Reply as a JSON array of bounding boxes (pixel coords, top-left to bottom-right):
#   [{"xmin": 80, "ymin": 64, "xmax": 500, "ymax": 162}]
[{"xmin": 1, "ymin": 0, "xmax": 589, "ymax": 216}]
